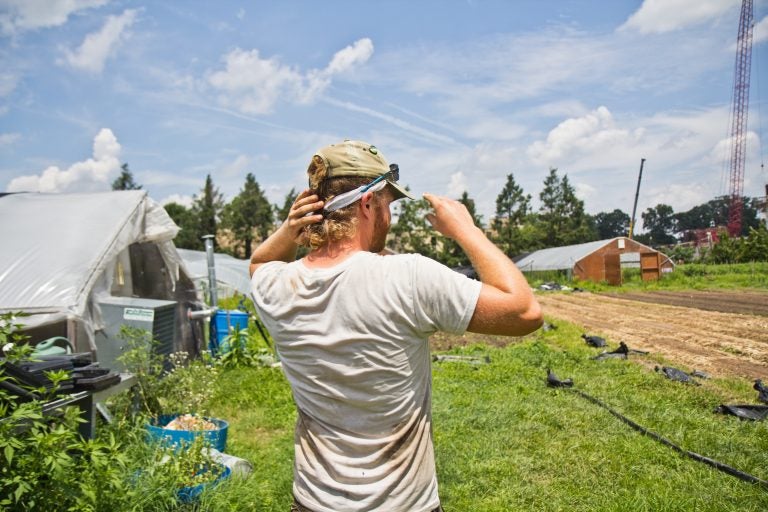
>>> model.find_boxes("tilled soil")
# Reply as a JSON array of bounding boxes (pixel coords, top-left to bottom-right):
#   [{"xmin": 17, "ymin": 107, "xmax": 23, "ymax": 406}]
[
  {"xmin": 535, "ymin": 291, "xmax": 768, "ymax": 380},
  {"xmin": 430, "ymin": 289, "xmax": 768, "ymax": 381}
]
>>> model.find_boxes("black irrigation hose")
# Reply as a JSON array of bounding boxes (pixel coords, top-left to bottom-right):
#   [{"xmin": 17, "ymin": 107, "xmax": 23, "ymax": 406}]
[{"xmin": 566, "ymin": 387, "xmax": 768, "ymax": 489}]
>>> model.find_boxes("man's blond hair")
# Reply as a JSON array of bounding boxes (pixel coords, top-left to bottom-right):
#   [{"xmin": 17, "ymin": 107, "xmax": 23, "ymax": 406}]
[{"xmin": 304, "ymin": 155, "xmax": 372, "ymax": 250}]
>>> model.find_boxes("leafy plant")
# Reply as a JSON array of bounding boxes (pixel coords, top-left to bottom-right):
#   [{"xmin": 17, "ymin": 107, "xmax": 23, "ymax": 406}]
[{"xmin": 114, "ymin": 325, "xmax": 218, "ymax": 418}]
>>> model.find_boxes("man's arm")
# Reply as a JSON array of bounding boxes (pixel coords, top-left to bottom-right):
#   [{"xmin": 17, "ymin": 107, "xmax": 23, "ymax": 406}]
[
  {"xmin": 423, "ymin": 193, "xmax": 542, "ymax": 336},
  {"xmin": 249, "ymin": 190, "xmax": 323, "ymax": 277}
]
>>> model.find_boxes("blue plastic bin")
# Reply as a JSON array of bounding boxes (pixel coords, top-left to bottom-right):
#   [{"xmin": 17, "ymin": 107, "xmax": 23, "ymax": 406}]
[
  {"xmin": 146, "ymin": 414, "xmax": 228, "ymax": 452},
  {"xmin": 210, "ymin": 310, "xmax": 249, "ymax": 355}
]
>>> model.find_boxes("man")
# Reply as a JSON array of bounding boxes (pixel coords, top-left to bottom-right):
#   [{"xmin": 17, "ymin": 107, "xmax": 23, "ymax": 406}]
[{"xmin": 249, "ymin": 140, "xmax": 542, "ymax": 512}]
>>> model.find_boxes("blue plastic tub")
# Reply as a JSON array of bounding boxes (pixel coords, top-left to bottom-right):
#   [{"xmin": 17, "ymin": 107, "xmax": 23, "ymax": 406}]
[
  {"xmin": 146, "ymin": 414, "xmax": 228, "ymax": 452},
  {"xmin": 210, "ymin": 310, "xmax": 249, "ymax": 355},
  {"xmin": 177, "ymin": 464, "xmax": 231, "ymax": 503}
]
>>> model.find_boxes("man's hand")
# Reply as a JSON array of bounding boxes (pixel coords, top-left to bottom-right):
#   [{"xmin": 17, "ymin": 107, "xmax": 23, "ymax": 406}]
[
  {"xmin": 249, "ymin": 189, "xmax": 323, "ymax": 276},
  {"xmin": 423, "ymin": 193, "xmax": 479, "ymax": 241},
  {"xmin": 281, "ymin": 189, "xmax": 324, "ymax": 243}
]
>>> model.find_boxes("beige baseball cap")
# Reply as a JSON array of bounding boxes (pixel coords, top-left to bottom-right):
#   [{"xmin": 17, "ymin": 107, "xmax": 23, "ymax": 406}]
[{"xmin": 312, "ymin": 140, "xmax": 414, "ymax": 200}]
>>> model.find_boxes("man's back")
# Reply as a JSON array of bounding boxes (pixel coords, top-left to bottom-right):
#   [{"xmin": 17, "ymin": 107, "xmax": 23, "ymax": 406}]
[{"xmin": 252, "ymin": 251, "xmax": 481, "ymax": 512}]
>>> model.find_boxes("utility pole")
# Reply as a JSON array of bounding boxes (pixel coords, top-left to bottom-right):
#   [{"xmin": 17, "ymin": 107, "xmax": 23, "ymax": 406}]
[{"xmin": 629, "ymin": 158, "xmax": 646, "ymax": 240}]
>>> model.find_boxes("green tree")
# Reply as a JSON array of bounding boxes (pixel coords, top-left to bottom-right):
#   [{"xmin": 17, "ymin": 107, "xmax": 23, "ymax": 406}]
[
  {"xmin": 388, "ymin": 192, "xmax": 440, "ymax": 260},
  {"xmin": 537, "ymin": 168, "xmax": 596, "ymax": 247},
  {"xmin": 491, "ymin": 173, "xmax": 532, "ymax": 258},
  {"xmin": 191, "ymin": 174, "xmax": 224, "ymax": 248},
  {"xmin": 593, "ymin": 209, "xmax": 630, "ymax": 239},
  {"xmin": 275, "ymin": 187, "xmax": 298, "ymax": 223},
  {"xmin": 164, "ymin": 202, "xmax": 200, "ymax": 250},
  {"xmin": 111, "ymin": 163, "xmax": 142, "ymax": 190},
  {"xmin": 674, "ymin": 195, "xmax": 761, "ymax": 237},
  {"xmin": 439, "ymin": 191, "xmax": 484, "ymax": 266},
  {"xmin": 641, "ymin": 204, "xmax": 677, "ymax": 246},
  {"xmin": 221, "ymin": 173, "xmax": 274, "ymax": 258}
]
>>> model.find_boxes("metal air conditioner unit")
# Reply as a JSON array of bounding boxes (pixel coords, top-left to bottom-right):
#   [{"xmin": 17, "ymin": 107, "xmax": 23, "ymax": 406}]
[{"xmin": 94, "ymin": 296, "xmax": 177, "ymax": 372}]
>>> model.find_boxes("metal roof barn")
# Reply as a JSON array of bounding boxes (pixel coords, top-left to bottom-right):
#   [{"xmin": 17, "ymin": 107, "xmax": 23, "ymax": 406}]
[{"xmin": 515, "ymin": 237, "xmax": 674, "ymax": 285}]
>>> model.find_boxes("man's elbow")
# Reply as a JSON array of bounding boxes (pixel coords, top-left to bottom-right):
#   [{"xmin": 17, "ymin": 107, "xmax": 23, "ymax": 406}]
[{"xmin": 515, "ymin": 301, "xmax": 543, "ymax": 335}]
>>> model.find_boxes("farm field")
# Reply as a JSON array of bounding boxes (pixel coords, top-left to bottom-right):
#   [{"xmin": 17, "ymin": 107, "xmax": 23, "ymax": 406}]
[
  {"xmin": 430, "ymin": 289, "xmax": 768, "ymax": 380},
  {"xmin": 535, "ymin": 290, "xmax": 768, "ymax": 380}
]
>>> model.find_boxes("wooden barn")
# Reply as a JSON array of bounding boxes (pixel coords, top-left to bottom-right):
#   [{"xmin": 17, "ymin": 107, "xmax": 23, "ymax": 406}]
[{"xmin": 514, "ymin": 237, "xmax": 674, "ymax": 285}]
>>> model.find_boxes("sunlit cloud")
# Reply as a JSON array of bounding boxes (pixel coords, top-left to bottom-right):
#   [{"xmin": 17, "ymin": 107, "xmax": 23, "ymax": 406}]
[{"xmin": 6, "ymin": 128, "xmax": 121, "ymax": 192}]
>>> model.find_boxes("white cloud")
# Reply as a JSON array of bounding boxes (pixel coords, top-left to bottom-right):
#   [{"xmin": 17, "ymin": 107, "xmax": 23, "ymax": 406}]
[
  {"xmin": 754, "ymin": 16, "xmax": 768, "ymax": 44},
  {"xmin": 0, "ymin": 72, "xmax": 18, "ymax": 97},
  {"xmin": 0, "ymin": 132, "xmax": 20, "ymax": 147},
  {"xmin": 221, "ymin": 154, "xmax": 250, "ymax": 177},
  {"xmin": 527, "ymin": 106, "xmax": 638, "ymax": 165},
  {"xmin": 620, "ymin": 0, "xmax": 739, "ymax": 34},
  {"xmin": 59, "ymin": 9, "xmax": 136, "ymax": 74},
  {"xmin": 207, "ymin": 38, "xmax": 373, "ymax": 114},
  {"xmin": 161, "ymin": 193, "xmax": 194, "ymax": 208},
  {"xmin": 0, "ymin": 0, "xmax": 107, "ymax": 35},
  {"xmin": 447, "ymin": 171, "xmax": 467, "ymax": 197},
  {"xmin": 6, "ymin": 128, "xmax": 121, "ymax": 192}
]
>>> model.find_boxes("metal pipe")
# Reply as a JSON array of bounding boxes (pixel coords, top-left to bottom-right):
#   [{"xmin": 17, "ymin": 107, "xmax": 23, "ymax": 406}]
[
  {"xmin": 629, "ymin": 158, "xmax": 646, "ymax": 240},
  {"xmin": 188, "ymin": 308, "xmax": 217, "ymax": 320},
  {"xmin": 202, "ymin": 235, "xmax": 218, "ymax": 308}
]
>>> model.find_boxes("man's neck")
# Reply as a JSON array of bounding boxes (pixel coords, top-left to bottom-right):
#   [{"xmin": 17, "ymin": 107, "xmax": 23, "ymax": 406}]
[{"xmin": 303, "ymin": 239, "xmax": 365, "ymax": 268}]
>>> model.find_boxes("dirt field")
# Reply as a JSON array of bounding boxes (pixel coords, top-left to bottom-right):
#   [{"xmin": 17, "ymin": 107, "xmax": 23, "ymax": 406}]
[
  {"xmin": 537, "ymin": 290, "xmax": 768, "ymax": 380},
  {"xmin": 430, "ymin": 290, "xmax": 768, "ymax": 380}
]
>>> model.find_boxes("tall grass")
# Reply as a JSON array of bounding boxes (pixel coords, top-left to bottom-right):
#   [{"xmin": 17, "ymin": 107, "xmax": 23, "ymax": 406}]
[{"xmin": 201, "ymin": 319, "xmax": 768, "ymax": 511}]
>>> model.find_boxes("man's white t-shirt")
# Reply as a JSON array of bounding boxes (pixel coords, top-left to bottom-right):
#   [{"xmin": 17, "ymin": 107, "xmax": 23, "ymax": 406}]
[{"xmin": 251, "ymin": 251, "xmax": 482, "ymax": 512}]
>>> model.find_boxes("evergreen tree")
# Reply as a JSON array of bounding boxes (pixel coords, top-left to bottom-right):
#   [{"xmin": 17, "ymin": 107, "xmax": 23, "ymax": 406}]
[
  {"xmin": 111, "ymin": 163, "xmax": 142, "ymax": 190},
  {"xmin": 164, "ymin": 202, "xmax": 199, "ymax": 249},
  {"xmin": 388, "ymin": 192, "xmax": 440, "ymax": 260},
  {"xmin": 440, "ymin": 191, "xmax": 484, "ymax": 266},
  {"xmin": 221, "ymin": 173, "xmax": 274, "ymax": 258},
  {"xmin": 190, "ymin": 174, "xmax": 224, "ymax": 250},
  {"xmin": 491, "ymin": 173, "xmax": 531, "ymax": 258},
  {"xmin": 275, "ymin": 188, "xmax": 298, "ymax": 222},
  {"xmin": 537, "ymin": 168, "xmax": 596, "ymax": 247}
]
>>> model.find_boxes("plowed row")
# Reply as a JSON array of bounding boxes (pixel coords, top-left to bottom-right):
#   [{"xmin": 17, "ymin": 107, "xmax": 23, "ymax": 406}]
[{"xmin": 536, "ymin": 291, "xmax": 768, "ymax": 380}]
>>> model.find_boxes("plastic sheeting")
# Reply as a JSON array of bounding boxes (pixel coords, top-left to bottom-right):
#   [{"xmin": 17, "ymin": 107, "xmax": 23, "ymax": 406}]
[
  {"xmin": 176, "ymin": 248, "xmax": 252, "ymax": 297},
  {"xmin": 0, "ymin": 190, "xmax": 181, "ymax": 325}
]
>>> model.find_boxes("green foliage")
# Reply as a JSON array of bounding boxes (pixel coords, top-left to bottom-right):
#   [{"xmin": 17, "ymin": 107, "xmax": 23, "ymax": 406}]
[
  {"xmin": 491, "ymin": 173, "xmax": 532, "ymax": 258},
  {"xmin": 537, "ymin": 168, "xmax": 597, "ymax": 247},
  {"xmin": 593, "ymin": 209, "xmax": 630, "ymax": 239},
  {"xmin": 275, "ymin": 187, "xmax": 298, "ymax": 223},
  {"xmin": 675, "ymin": 195, "xmax": 761, "ymax": 237},
  {"xmin": 388, "ymin": 195, "xmax": 442, "ymax": 260},
  {"xmin": 217, "ymin": 324, "xmax": 277, "ymax": 370},
  {"xmin": 111, "ymin": 163, "xmax": 142, "ymax": 191},
  {"xmin": 184, "ymin": 174, "xmax": 225, "ymax": 250},
  {"xmin": 701, "ymin": 227, "xmax": 768, "ymax": 264},
  {"xmin": 114, "ymin": 326, "xmax": 218, "ymax": 418},
  {"xmin": 641, "ymin": 203, "xmax": 677, "ymax": 245},
  {"xmin": 220, "ymin": 173, "xmax": 274, "ymax": 258},
  {"xmin": 164, "ymin": 202, "xmax": 201, "ymax": 250}
]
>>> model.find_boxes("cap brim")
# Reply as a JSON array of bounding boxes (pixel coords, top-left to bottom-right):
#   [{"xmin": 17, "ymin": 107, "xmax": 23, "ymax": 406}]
[{"xmin": 387, "ymin": 180, "xmax": 415, "ymax": 201}]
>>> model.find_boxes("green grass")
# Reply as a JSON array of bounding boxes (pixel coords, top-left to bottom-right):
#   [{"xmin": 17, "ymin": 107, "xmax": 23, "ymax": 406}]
[
  {"xmin": 199, "ymin": 318, "xmax": 768, "ymax": 511},
  {"xmin": 532, "ymin": 262, "xmax": 768, "ymax": 292}
]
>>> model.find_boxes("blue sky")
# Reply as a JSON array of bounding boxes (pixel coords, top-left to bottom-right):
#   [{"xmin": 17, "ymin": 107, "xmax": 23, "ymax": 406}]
[{"xmin": 1, "ymin": 0, "xmax": 767, "ymax": 227}]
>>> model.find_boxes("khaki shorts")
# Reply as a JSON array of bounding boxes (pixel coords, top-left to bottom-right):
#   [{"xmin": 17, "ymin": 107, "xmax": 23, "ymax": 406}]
[{"xmin": 291, "ymin": 498, "xmax": 444, "ymax": 512}]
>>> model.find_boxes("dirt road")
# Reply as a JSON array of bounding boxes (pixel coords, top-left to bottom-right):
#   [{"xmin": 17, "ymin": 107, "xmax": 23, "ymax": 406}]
[{"xmin": 535, "ymin": 290, "xmax": 768, "ymax": 380}]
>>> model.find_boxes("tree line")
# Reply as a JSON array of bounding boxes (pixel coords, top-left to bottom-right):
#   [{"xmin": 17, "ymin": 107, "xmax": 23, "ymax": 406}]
[{"xmin": 112, "ymin": 164, "xmax": 767, "ymax": 264}]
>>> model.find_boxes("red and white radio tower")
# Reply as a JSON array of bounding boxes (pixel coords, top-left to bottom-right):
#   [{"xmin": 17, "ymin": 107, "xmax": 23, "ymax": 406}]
[{"xmin": 727, "ymin": 0, "xmax": 754, "ymax": 237}]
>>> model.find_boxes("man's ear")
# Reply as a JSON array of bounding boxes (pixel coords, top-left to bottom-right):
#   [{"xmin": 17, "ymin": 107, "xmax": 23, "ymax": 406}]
[{"xmin": 360, "ymin": 191, "xmax": 375, "ymax": 217}]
